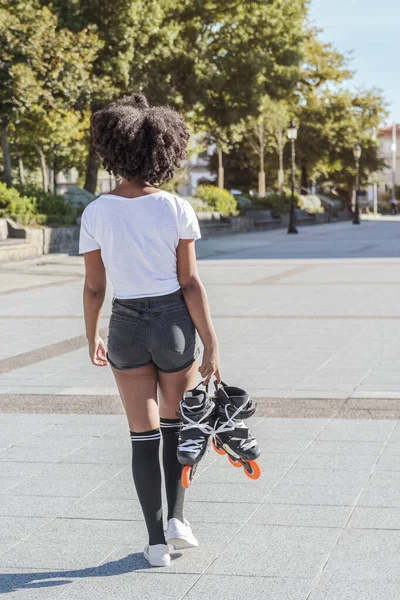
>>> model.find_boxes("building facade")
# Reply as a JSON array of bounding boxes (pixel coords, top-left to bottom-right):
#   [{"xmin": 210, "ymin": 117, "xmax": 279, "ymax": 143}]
[{"xmin": 377, "ymin": 124, "xmax": 400, "ymax": 199}]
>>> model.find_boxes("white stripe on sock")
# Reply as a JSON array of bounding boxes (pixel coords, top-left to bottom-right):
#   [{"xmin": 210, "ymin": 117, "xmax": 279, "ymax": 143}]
[{"xmin": 130, "ymin": 433, "xmax": 161, "ymax": 441}]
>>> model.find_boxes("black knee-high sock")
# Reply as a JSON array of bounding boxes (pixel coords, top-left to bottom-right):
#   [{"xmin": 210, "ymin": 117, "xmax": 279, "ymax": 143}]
[
  {"xmin": 130, "ymin": 429, "xmax": 166, "ymax": 546},
  {"xmin": 160, "ymin": 418, "xmax": 185, "ymax": 523}
]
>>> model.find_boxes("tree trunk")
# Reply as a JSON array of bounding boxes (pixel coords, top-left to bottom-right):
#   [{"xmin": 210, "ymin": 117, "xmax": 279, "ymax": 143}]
[
  {"xmin": 35, "ymin": 143, "xmax": 49, "ymax": 192},
  {"xmin": 84, "ymin": 136, "xmax": 100, "ymax": 194},
  {"xmin": 277, "ymin": 129, "xmax": 284, "ymax": 193},
  {"xmin": 217, "ymin": 147, "xmax": 224, "ymax": 190},
  {"xmin": 258, "ymin": 143, "xmax": 266, "ymax": 197},
  {"xmin": 15, "ymin": 139, "xmax": 25, "ymax": 186},
  {"xmin": 301, "ymin": 165, "xmax": 308, "ymax": 194},
  {"xmin": 53, "ymin": 157, "xmax": 60, "ymax": 193},
  {"xmin": 18, "ymin": 156, "xmax": 25, "ymax": 186},
  {"xmin": 1, "ymin": 120, "xmax": 12, "ymax": 186}
]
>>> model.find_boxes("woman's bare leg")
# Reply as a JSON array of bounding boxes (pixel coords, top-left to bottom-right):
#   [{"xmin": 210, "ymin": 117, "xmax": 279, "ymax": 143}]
[
  {"xmin": 112, "ymin": 363, "xmax": 159, "ymax": 431},
  {"xmin": 158, "ymin": 361, "xmax": 198, "ymax": 419}
]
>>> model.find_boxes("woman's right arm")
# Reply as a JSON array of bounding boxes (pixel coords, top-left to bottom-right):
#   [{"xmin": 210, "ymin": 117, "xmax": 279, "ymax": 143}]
[{"xmin": 177, "ymin": 239, "xmax": 221, "ymax": 384}]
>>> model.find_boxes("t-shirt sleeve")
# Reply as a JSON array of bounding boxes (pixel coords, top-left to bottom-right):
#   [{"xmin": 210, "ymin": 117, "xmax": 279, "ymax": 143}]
[
  {"xmin": 178, "ymin": 201, "xmax": 202, "ymax": 240},
  {"xmin": 79, "ymin": 206, "xmax": 100, "ymax": 254}
]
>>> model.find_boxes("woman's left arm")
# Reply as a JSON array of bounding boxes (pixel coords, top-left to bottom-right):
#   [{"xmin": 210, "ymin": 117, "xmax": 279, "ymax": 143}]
[{"xmin": 83, "ymin": 250, "xmax": 108, "ymax": 366}]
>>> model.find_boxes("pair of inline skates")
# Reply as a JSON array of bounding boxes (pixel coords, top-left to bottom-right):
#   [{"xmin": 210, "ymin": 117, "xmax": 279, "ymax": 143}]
[{"xmin": 176, "ymin": 381, "xmax": 261, "ymax": 488}]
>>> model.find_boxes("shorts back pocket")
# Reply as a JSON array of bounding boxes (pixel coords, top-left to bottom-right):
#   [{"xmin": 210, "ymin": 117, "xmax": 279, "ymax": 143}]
[
  {"xmin": 159, "ymin": 317, "xmax": 196, "ymax": 355},
  {"xmin": 108, "ymin": 315, "xmax": 138, "ymax": 352}
]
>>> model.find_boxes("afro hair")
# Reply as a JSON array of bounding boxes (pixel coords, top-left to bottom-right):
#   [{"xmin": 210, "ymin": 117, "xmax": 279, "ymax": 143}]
[{"xmin": 90, "ymin": 93, "xmax": 189, "ymax": 185}]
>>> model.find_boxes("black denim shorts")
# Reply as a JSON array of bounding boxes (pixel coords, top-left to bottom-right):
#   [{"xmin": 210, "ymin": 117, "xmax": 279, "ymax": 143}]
[{"xmin": 107, "ymin": 291, "xmax": 200, "ymax": 372}]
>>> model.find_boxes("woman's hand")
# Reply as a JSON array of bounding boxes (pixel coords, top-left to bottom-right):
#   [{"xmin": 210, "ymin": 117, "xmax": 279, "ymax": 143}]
[
  {"xmin": 199, "ymin": 346, "xmax": 221, "ymax": 385},
  {"xmin": 88, "ymin": 336, "xmax": 108, "ymax": 367}
]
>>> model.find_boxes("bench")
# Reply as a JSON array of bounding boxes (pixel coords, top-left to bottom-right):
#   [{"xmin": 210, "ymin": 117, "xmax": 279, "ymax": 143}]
[{"xmin": 246, "ymin": 210, "xmax": 281, "ymax": 229}]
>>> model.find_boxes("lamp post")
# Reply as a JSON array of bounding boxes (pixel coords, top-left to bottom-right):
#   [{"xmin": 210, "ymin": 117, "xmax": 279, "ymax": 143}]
[
  {"xmin": 353, "ymin": 144, "xmax": 362, "ymax": 225},
  {"xmin": 287, "ymin": 119, "xmax": 298, "ymax": 234}
]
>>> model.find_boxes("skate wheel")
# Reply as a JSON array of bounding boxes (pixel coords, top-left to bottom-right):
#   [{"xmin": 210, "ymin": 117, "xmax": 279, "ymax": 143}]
[
  {"xmin": 181, "ymin": 465, "xmax": 193, "ymax": 488},
  {"xmin": 243, "ymin": 460, "xmax": 261, "ymax": 480},
  {"xmin": 228, "ymin": 455, "xmax": 242, "ymax": 468},
  {"xmin": 212, "ymin": 441, "xmax": 225, "ymax": 456}
]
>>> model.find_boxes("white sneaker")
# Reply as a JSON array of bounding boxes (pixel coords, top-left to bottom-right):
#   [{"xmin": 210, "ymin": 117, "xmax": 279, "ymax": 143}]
[
  {"xmin": 143, "ymin": 543, "xmax": 171, "ymax": 567},
  {"xmin": 165, "ymin": 518, "xmax": 199, "ymax": 550}
]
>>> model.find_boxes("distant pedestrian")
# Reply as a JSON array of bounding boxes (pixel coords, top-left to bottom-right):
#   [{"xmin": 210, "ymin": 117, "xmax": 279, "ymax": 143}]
[
  {"xmin": 79, "ymin": 93, "xmax": 220, "ymax": 567},
  {"xmin": 390, "ymin": 198, "xmax": 397, "ymax": 215}
]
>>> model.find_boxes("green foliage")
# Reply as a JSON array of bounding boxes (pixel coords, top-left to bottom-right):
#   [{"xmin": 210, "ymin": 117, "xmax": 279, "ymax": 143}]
[
  {"xmin": 184, "ymin": 197, "xmax": 211, "ymax": 213},
  {"xmin": 298, "ymin": 194, "xmax": 324, "ymax": 214},
  {"xmin": 0, "ymin": 183, "xmax": 82, "ymax": 225},
  {"xmin": 0, "ymin": 183, "xmax": 37, "ymax": 223},
  {"xmin": 16, "ymin": 185, "xmax": 70, "ymax": 215},
  {"xmin": 252, "ymin": 191, "xmax": 301, "ymax": 215},
  {"xmin": 194, "ymin": 186, "xmax": 238, "ymax": 217}
]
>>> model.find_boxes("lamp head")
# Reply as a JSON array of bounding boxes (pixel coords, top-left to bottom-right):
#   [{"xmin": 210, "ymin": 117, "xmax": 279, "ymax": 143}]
[
  {"xmin": 287, "ymin": 119, "xmax": 298, "ymax": 141},
  {"xmin": 353, "ymin": 144, "xmax": 362, "ymax": 160}
]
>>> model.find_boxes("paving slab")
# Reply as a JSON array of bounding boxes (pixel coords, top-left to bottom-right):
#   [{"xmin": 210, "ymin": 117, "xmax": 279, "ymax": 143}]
[
  {"xmin": 322, "ymin": 529, "xmax": 400, "ymax": 581},
  {"xmin": 182, "ymin": 574, "xmax": 313, "ymax": 600},
  {"xmin": 60, "ymin": 573, "xmax": 198, "ymax": 600},
  {"xmin": 207, "ymin": 523, "xmax": 341, "ymax": 578}
]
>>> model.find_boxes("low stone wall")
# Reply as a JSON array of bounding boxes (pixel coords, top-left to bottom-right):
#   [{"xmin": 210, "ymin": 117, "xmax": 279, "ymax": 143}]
[
  {"xmin": 0, "ymin": 225, "xmax": 80, "ymax": 263},
  {"xmin": 42, "ymin": 226, "xmax": 80, "ymax": 254}
]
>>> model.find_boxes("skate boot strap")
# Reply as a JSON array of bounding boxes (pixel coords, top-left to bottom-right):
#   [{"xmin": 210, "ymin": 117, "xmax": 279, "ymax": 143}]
[
  {"xmin": 221, "ymin": 426, "xmax": 250, "ymax": 439},
  {"xmin": 180, "ymin": 426, "xmax": 210, "ymax": 441},
  {"xmin": 216, "ymin": 399, "xmax": 257, "ymax": 420}
]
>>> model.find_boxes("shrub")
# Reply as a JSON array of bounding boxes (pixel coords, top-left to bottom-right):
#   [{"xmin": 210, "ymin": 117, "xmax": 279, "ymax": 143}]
[
  {"xmin": 0, "ymin": 183, "xmax": 37, "ymax": 224},
  {"xmin": 64, "ymin": 185, "xmax": 95, "ymax": 207},
  {"xmin": 17, "ymin": 185, "xmax": 71, "ymax": 216},
  {"xmin": 251, "ymin": 191, "xmax": 300, "ymax": 214},
  {"xmin": 185, "ymin": 196, "xmax": 211, "ymax": 213},
  {"xmin": 194, "ymin": 185, "xmax": 238, "ymax": 216},
  {"xmin": 298, "ymin": 194, "xmax": 324, "ymax": 214}
]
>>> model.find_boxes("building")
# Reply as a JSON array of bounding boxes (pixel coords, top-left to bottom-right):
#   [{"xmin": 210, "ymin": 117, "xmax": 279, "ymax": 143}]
[{"xmin": 377, "ymin": 124, "xmax": 400, "ymax": 199}]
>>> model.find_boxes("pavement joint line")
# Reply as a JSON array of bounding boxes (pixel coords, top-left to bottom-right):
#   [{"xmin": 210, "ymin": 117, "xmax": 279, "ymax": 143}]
[
  {"xmin": 0, "ymin": 315, "xmax": 89, "ymax": 320},
  {"xmin": 182, "ymin": 417, "xmax": 332, "ymax": 597},
  {"xmin": 0, "ymin": 460, "xmax": 131, "ymax": 560},
  {"xmin": 212, "ymin": 315, "xmax": 400, "ymax": 319},
  {"xmin": 0, "ymin": 327, "xmax": 108, "ymax": 375},
  {"xmin": 0, "ymin": 277, "xmax": 83, "ymax": 296},
  {"xmin": 251, "ymin": 264, "xmax": 316, "ymax": 285},
  {"xmin": 303, "ymin": 417, "xmax": 398, "ymax": 600}
]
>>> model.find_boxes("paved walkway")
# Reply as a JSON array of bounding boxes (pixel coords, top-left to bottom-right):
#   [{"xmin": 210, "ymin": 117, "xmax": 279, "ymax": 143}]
[{"xmin": 1, "ymin": 220, "xmax": 400, "ymax": 599}]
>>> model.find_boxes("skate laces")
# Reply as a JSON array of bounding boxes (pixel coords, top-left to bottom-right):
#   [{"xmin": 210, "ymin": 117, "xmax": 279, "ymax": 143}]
[
  {"xmin": 178, "ymin": 398, "xmax": 215, "ymax": 454},
  {"xmin": 215, "ymin": 402, "xmax": 257, "ymax": 452}
]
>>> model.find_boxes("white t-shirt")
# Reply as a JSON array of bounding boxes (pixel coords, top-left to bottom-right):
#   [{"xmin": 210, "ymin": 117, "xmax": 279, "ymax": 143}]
[{"xmin": 79, "ymin": 191, "xmax": 201, "ymax": 299}]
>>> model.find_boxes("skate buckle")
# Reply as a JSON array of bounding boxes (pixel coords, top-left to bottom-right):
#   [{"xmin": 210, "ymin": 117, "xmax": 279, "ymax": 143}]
[{"xmin": 223, "ymin": 444, "xmax": 241, "ymax": 460}]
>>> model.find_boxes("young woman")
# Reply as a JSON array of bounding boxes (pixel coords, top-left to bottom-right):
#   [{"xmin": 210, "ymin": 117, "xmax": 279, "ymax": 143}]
[{"xmin": 79, "ymin": 93, "xmax": 220, "ymax": 567}]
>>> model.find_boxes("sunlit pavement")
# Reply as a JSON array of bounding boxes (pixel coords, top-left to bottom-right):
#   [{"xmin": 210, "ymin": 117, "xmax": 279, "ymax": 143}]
[{"xmin": 1, "ymin": 220, "xmax": 400, "ymax": 599}]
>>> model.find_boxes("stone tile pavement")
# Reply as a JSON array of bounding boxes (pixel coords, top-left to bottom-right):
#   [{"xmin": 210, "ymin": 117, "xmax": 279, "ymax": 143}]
[
  {"xmin": 1, "ymin": 220, "xmax": 400, "ymax": 598},
  {"xmin": 1, "ymin": 413, "xmax": 400, "ymax": 599},
  {"xmin": 1, "ymin": 221, "xmax": 400, "ymax": 407}
]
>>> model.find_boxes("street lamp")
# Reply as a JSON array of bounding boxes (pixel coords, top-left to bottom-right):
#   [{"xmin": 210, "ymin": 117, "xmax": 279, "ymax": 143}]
[
  {"xmin": 353, "ymin": 144, "xmax": 362, "ymax": 225},
  {"xmin": 287, "ymin": 119, "xmax": 298, "ymax": 234}
]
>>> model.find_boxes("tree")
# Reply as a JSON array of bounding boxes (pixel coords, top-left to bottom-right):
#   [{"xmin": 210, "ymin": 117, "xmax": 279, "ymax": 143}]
[
  {"xmin": 0, "ymin": 0, "xmax": 98, "ymax": 186},
  {"xmin": 195, "ymin": 0, "xmax": 308, "ymax": 189},
  {"xmin": 247, "ymin": 98, "xmax": 291, "ymax": 195},
  {"xmin": 293, "ymin": 29, "xmax": 352, "ymax": 191},
  {"xmin": 315, "ymin": 89, "xmax": 387, "ymax": 195}
]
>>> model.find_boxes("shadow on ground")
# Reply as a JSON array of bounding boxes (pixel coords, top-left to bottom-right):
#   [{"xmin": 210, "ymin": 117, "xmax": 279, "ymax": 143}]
[{"xmin": 0, "ymin": 552, "xmax": 182, "ymax": 594}]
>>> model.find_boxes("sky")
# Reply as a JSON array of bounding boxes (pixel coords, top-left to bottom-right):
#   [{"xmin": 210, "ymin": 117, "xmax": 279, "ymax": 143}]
[{"xmin": 309, "ymin": 0, "xmax": 400, "ymax": 124}]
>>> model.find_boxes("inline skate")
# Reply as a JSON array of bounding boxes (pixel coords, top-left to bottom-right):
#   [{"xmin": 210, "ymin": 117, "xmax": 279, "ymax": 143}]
[
  {"xmin": 176, "ymin": 383, "xmax": 215, "ymax": 488},
  {"xmin": 212, "ymin": 381, "xmax": 261, "ymax": 480}
]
